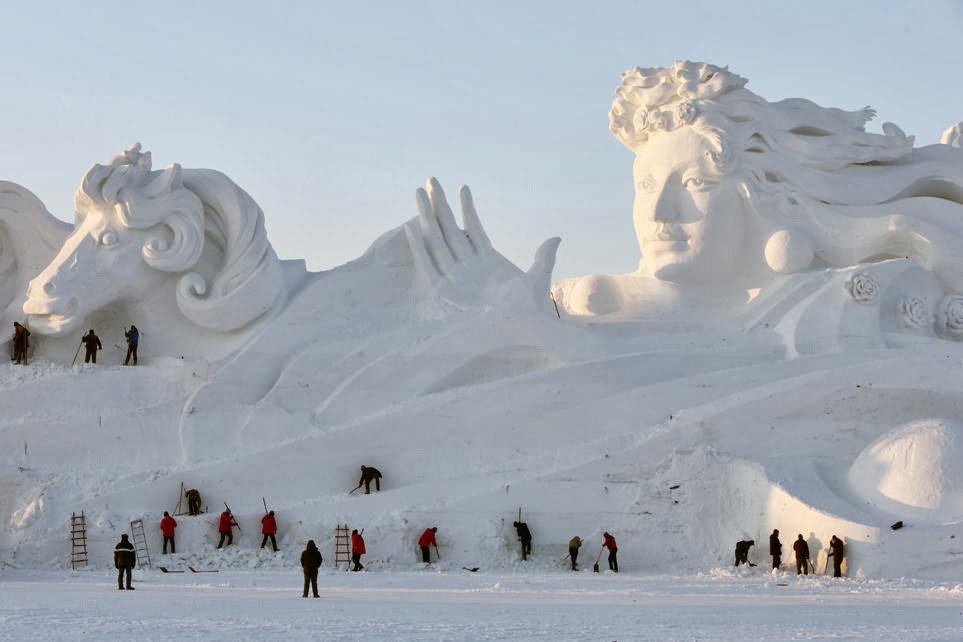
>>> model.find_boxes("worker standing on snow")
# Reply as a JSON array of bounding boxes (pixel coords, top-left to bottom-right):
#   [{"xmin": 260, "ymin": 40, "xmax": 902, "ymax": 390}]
[
  {"xmin": 603, "ymin": 531, "xmax": 618, "ymax": 572},
  {"xmin": 261, "ymin": 510, "xmax": 279, "ymax": 551},
  {"xmin": 114, "ymin": 534, "xmax": 136, "ymax": 590},
  {"xmin": 217, "ymin": 509, "xmax": 237, "ymax": 548},
  {"xmin": 769, "ymin": 529, "xmax": 782, "ymax": 570},
  {"xmin": 568, "ymin": 536, "xmax": 582, "ymax": 571},
  {"xmin": 185, "ymin": 488, "xmax": 202, "ymax": 515},
  {"xmin": 793, "ymin": 534, "xmax": 810, "ymax": 575},
  {"xmin": 300, "ymin": 540, "xmax": 322, "ymax": 598},
  {"xmin": 351, "ymin": 529, "xmax": 366, "ymax": 571},
  {"xmin": 418, "ymin": 527, "xmax": 438, "ymax": 563},
  {"xmin": 12, "ymin": 322, "xmax": 30, "ymax": 365},
  {"xmin": 160, "ymin": 511, "xmax": 177, "ymax": 554},
  {"xmin": 357, "ymin": 465, "xmax": 382, "ymax": 494},
  {"xmin": 81, "ymin": 329, "xmax": 102, "ymax": 364},
  {"xmin": 734, "ymin": 539, "xmax": 755, "ymax": 566},
  {"xmin": 123, "ymin": 324, "xmax": 139, "ymax": 366},
  {"xmin": 828, "ymin": 535, "xmax": 845, "ymax": 577},
  {"xmin": 513, "ymin": 521, "xmax": 532, "ymax": 560}
]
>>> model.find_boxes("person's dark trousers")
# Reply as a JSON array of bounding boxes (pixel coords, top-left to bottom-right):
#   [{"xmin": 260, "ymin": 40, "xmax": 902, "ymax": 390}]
[
  {"xmin": 352, "ymin": 553, "xmax": 364, "ymax": 571},
  {"xmin": 833, "ymin": 560, "xmax": 842, "ymax": 577},
  {"xmin": 125, "ymin": 344, "xmax": 137, "ymax": 365},
  {"xmin": 420, "ymin": 545, "xmax": 430, "ymax": 563},
  {"xmin": 796, "ymin": 557, "xmax": 808, "ymax": 574},
  {"xmin": 569, "ymin": 547, "xmax": 578, "ymax": 570},
  {"xmin": 261, "ymin": 533, "xmax": 278, "ymax": 551},
  {"xmin": 118, "ymin": 566, "xmax": 132, "ymax": 589},
  {"xmin": 303, "ymin": 570, "xmax": 319, "ymax": 597},
  {"xmin": 608, "ymin": 548, "xmax": 618, "ymax": 572},
  {"xmin": 85, "ymin": 348, "xmax": 96, "ymax": 363},
  {"xmin": 521, "ymin": 539, "xmax": 531, "ymax": 560},
  {"xmin": 218, "ymin": 532, "xmax": 232, "ymax": 548},
  {"xmin": 772, "ymin": 554, "xmax": 781, "ymax": 569},
  {"xmin": 163, "ymin": 536, "xmax": 175, "ymax": 554},
  {"xmin": 364, "ymin": 478, "xmax": 380, "ymax": 494}
]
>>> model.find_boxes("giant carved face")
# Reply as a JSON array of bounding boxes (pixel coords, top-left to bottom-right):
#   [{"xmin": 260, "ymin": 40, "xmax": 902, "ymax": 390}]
[{"xmin": 632, "ymin": 127, "xmax": 751, "ymax": 285}]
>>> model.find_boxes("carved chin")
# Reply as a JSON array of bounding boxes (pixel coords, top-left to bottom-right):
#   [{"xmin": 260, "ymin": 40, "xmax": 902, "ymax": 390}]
[{"xmin": 24, "ymin": 297, "xmax": 82, "ymax": 335}]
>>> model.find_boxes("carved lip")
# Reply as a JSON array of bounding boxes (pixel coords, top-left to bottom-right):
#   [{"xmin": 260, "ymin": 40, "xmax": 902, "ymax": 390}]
[{"xmin": 644, "ymin": 239, "xmax": 690, "ymax": 253}]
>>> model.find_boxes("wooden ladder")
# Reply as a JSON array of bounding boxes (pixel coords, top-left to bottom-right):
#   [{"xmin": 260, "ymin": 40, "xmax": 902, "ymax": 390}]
[
  {"xmin": 70, "ymin": 512, "xmax": 88, "ymax": 569},
  {"xmin": 130, "ymin": 519, "xmax": 152, "ymax": 569},
  {"xmin": 334, "ymin": 524, "xmax": 351, "ymax": 569}
]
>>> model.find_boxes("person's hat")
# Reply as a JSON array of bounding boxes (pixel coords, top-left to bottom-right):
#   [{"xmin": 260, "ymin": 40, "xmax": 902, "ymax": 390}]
[
  {"xmin": 120, "ymin": 534, "xmax": 129, "ymax": 539},
  {"xmin": 163, "ymin": 511, "xmax": 169, "ymax": 516},
  {"xmin": 432, "ymin": 527, "xmax": 437, "ymax": 532},
  {"xmin": 269, "ymin": 510, "xmax": 274, "ymax": 515}
]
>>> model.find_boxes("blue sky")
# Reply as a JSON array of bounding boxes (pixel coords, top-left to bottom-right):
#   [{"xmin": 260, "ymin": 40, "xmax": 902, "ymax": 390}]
[{"xmin": 2, "ymin": 1, "xmax": 961, "ymax": 280}]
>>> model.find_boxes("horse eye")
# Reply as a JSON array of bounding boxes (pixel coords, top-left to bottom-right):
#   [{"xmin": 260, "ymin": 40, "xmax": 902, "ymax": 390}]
[{"xmin": 99, "ymin": 230, "xmax": 118, "ymax": 247}]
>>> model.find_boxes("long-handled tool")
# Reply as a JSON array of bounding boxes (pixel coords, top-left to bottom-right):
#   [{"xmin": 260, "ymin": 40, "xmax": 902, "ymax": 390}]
[
  {"xmin": 348, "ymin": 485, "xmax": 361, "ymax": 495},
  {"xmin": 70, "ymin": 339, "xmax": 83, "ymax": 367},
  {"xmin": 433, "ymin": 543, "xmax": 440, "ymax": 561},
  {"xmin": 593, "ymin": 546, "xmax": 604, "ymax": 573},
  {"xmin": 224, "ymin": 502, "xmax": 242, "ymax": 534}
]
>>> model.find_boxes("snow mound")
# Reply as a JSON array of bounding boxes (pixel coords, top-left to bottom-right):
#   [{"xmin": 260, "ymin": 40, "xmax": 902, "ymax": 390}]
[{"xmin": 848, "ymin": 419, "xmax": 963, "ymax": 519}]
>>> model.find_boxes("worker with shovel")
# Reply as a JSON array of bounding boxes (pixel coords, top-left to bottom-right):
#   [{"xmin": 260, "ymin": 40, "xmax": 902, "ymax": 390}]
[
  {"xmin": 418, "ymin": 527, "xmax": 438, "ymax": 563},
  {"xmin": 602, "ymin": 531, "xmax": 618, "ymax": 572}
]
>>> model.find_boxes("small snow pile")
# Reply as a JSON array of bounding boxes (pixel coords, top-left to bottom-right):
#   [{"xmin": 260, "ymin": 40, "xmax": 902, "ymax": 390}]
[{"xmin": 848, "ymin": 419, "xmax": 963, "ymax": 519}]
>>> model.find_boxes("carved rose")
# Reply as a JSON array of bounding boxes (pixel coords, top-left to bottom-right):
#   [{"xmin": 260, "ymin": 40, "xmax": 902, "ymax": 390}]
[
  {"xmin": 676, "ymin": 101, "xmax": 697, "ymax": 125},
  {"xmin": 897, "ymin": 296, "xmax": 928, "ymax": 328},
  {"xmin": 846, "ymin": 271, "xmax": 880, "ymax": 303},
  {"xmin": 633, "ymin": 108, "xmax": 649, "ymax": 132},
  {"xmin": 936, "ymin": 295, "xmax": 963, "ymax": 339}
]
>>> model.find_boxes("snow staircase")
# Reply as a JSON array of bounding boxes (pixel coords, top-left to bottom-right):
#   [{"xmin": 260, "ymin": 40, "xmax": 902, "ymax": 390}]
[
  {"xmin": 129, "ymin": 519, "xmax": 151, "ymax": 569},
  {"xmin": 335, "ymin": 524, "xmax": 350, "ymax": 569},
  {"xmin": 69, "ymin": 512, "xmax": 88, "ymax": 569}
]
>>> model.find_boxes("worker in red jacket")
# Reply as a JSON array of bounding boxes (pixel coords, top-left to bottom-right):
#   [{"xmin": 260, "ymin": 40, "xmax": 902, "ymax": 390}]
[
  {"xmin": 351, "ymin": 529, "xmax": 366, "ymax": 571},
  {"xmin": 160, "ymin": 511, "xmax": 177, "ymax": 554},
  {"xmin": 260, "ymin": 510, "xmax": 279, "ymax": 551},
  {"xmin": 418, "ymin": 527, "xmax": 438, "ymax": 563},
  {"xmin": 603, "ymin": 531, "xmax": 618, "ymax": 572},
  {"xmin": 217, "ymin": 509, "xmax": 237, "ymax": 548}
]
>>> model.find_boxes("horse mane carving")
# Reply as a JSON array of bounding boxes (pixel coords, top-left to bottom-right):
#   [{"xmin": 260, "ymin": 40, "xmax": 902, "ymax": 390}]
[{"xmin": 28, "ymin": 143, "xmax": 282, "ymax": 334}]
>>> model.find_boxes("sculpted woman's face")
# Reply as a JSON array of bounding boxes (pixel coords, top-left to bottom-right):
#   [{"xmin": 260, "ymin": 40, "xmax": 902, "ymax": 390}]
[{"xmin": 632, "ymin": 128, "xmax": 750, "ymax": 284}]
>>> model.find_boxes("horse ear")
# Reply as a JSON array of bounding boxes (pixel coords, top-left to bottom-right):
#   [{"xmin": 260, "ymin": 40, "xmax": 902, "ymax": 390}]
[{"xmin": 141, "ymin": 210, "xmax": 203, "ymax": 272}]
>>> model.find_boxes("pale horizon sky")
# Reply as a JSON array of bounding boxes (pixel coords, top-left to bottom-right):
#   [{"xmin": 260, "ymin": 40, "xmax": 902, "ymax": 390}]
[{"xmin": 2, "ymin": 1, "xmax": 961, "ymax": 281}]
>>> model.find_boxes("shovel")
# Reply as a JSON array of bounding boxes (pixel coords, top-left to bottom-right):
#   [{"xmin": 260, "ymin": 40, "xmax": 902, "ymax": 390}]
[{"xmin": 593, "ymin": 546, "xmax": 604, "ymax": 573}]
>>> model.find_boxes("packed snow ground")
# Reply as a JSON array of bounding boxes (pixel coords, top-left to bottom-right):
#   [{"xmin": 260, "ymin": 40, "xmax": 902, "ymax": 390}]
[{"xmin": 2, "ymin": 567, "xmax": 962, "ymax": 641}]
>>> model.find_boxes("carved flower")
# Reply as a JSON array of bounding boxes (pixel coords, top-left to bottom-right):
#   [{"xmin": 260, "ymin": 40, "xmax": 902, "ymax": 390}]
[
  {"xmin": 936, "ymin": 295, "xmax": 963, "ymax": 339},
  {"xmin": 647, "ymin": 110, "xmax": 668, "ymax": 131},
  {"xmin": 676, "ymin": 101, "xmax": 697, "ymax": 125},
  {"xmin": 846, "ymin": 271, "xmax": 880, "ymax": 303},
  {"xmin": 897, "ymin": 296, "xmax": 928, "ymax": 328},
  {"xmin": 633, "ymin": 108, "xmax": 649, "ymax": 132}
]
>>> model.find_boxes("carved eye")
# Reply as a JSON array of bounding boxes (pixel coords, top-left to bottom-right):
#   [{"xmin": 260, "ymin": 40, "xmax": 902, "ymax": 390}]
[
  {"xmin": 639, "ymin": 176, "xmax": 657, "ymax": 193},
  {"xmin": 99, "ymin": 230, "xmax": 118, "ymax": 247}
]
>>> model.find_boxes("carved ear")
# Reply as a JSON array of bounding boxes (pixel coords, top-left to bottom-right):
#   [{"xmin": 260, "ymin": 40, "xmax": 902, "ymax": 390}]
[{"xmin": 141, "ymin": 210, "xmax": 203, "ymax": 272}]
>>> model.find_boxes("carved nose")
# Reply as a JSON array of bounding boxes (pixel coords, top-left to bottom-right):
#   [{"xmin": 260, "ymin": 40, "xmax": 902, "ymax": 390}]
[{"xmin": 42, "ymin": 282, "xmax": 55, "ymax": 295}]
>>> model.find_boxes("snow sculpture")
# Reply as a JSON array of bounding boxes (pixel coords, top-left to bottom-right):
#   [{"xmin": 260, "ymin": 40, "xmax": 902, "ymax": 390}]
[
  {"xmin": 23, "ymin": 144, "xmax": 285, "ymax": 339},
  {"xmin": 555, "ymin": 61, "xmax": 963, "ymax": 347},
  {"xmin": 401, "ymin": 177, "xmax": 560, "ymax": 311},
  {"xmin": 943, "ymin": 121, "xmax": 963, "ymax": 148},
  {"xmin": 0, "ymin": 183, "xmax": 71, "ymax": 325}
]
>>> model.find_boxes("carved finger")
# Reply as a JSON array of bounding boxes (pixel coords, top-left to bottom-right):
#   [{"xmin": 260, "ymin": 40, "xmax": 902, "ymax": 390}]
[
  {"xmin": 458, "ymin": 185, "xmax": 492, "ymax": 254},
  {"xmin": 427, "ymin": 177, "xmax": 471, "ymax": 262},
  {"xmin": 415, "ymin": 185, "xmax": 454, "ymax": 274}
]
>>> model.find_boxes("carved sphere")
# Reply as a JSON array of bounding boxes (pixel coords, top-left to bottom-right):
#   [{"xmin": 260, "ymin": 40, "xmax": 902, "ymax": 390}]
[{"xmin": 764, "ymin": 229, "xmax": 814, "ymax": 274}]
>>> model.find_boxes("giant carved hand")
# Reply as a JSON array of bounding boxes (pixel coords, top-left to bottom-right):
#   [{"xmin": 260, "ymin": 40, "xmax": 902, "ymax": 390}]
[{"xmin": 403, "ymin": 177, "xmax": 560, "ymax": 311}]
